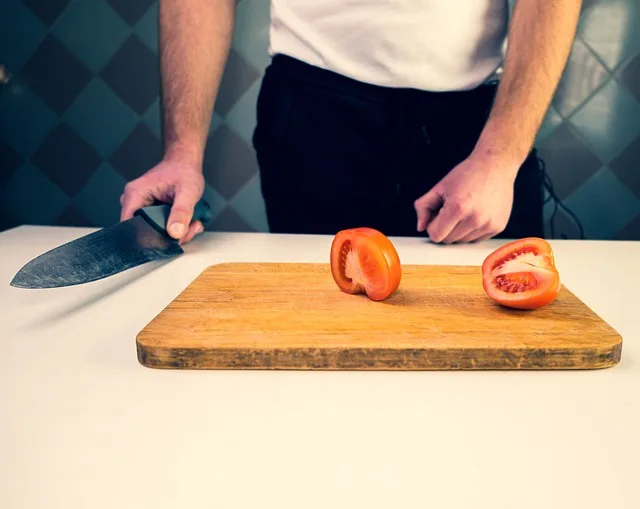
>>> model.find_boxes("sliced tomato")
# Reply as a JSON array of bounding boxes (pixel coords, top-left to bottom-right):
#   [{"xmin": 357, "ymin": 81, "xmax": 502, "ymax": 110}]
[
  {"xmin": 482, "ymin": 237, "xmax": 561, "ymax": 310},
  {"xmin": 330, "ymin": 227, "xmax": 402, "ymax": 301}
]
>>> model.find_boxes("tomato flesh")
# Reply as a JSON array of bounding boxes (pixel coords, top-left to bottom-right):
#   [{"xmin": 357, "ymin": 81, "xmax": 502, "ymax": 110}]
[
  {"xmin": 482, "ymin": 237, "xmax": 560, "ymax": 310},
  {"xmin": 330, "ymin": 227, "xmax": 401, "ymax": 301}
]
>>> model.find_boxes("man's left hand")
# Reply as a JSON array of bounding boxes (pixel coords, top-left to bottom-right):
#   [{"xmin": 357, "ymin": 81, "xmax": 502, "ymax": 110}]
[{"xmin": 414, "ymin": 154, "xmax": 518, "ymax": 244}]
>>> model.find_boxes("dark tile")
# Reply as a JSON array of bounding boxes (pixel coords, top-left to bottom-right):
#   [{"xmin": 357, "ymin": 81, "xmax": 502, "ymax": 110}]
[
  {"xmin": 31, "ymin": 123, "xmax": 101, "ymax": 197},
  {"xmin": 0, "ymin": 139, "xmax": 23, "ymax": 187},
  {"xmin": 618, "ymin": 53, "xmax": 640, "ymax": 102},
  {"xmin": 100, "ymin": 35, "xmax": 160, "ymax": 115},
  {"xmin": 207, "ymin": 206, "xmax": 254, "ymax": 232},
  {"xmin": 537, "ymin": 124, "xmax": 603, "ymax": 199},
  {"xmin": 110, "ymin": 123, "xmax": 162, "ymax": 181},
  {"xmin": 203, "ymin": 125, "xmax": 259, "ymax": 199},
  {"xmin": 20, "ymin": 34, "xmax": 92, "ymax": 114},
  {"xmin": 105, "ymin": 0, "xmax": 155, "ymax": 26},
  {"xmin": 54, "ymin": 203, "xmax": 94, "ymax": 227},
  {"xmin": 214, "ymin": 49, "xmax": 260, "ymax": 116},
  {"xmin": 610, "ymin": 134, "xmax": 640, "ymax": 199},
  {"xmin": 613, "ymin": 214, "xmax": 640, "ymax": 241},
  {"xmin": 0, "ymin": 203, "xmax": 19, "ymax": 231},
  {"xmin": 22, "ymin": 0, "xmax": 72, "ymax": 26},
  {"xmin": 552, "ymin": 39, "xmax": 609, "ymax": 117},
  {"xmin": 548, "ymin": 208, "xmax": 584, "ymax": 240}
]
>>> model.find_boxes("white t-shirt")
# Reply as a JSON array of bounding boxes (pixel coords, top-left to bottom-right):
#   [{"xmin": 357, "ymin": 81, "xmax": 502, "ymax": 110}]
[{"xmin": 268, "ymin": 0, "xmax": 510, "ymax": 91}]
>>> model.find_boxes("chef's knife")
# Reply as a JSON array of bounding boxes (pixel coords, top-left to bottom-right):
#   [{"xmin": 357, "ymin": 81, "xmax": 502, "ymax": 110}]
[{"xmin": 10, "ymin": 199, "xmax": 212, "ymax": 289}]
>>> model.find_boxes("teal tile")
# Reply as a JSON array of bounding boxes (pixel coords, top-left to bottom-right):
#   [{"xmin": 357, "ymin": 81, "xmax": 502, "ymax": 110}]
[
  {"xmin": 536, "ymin": 107, "xmax": 564, "ymax": 143},
  {"xmin": 64, "ymin": 77, "xmax": 138, "ymax": 158},
  {"xmin": 228, "ymin": 174, "xmax": 268, "ymax": 232},
  {"xmin": 0, "ymin": 84, "xmax": 59, "ymax": 155},
  {"xmin": 225, "ymin": 79, "xmax": 260, "ymax": 143},
  {"xmin": 563, "ymin": 167, "xmax": 640, "ymax": 239},
  {"xmin": 578, "ymin": 0, "xmax": 640, "ymax": 71},
  {"xmin": 142, "ymin": 99, "xmax": 162, "ymax": 138},
  {"xmin": 569, "ymin": 78, "xmax": 640, "ymax": 162},
  {"xmin": 201, "ymin": 185, "xmax": 229, "ymax": 227},
  {"xmin": 208, "ymin": 112, "xmax": 224, "ymax": 137},
  {"xmin": 0, "ymin": 0, "xmax": 47, "ymax": 72},
  {"xmin": 232, "ymin": 0, "xmax": 271, "ymax": 73},
  {"xmin": 74, "ymin": 163, "xmax": 127, "ymax": 226},
  {"xmin": 134, "ymin": 3, "xmax": 158, "ymax": 53},
  {"xmin": 0, "ymin": 163, "xmax": 69, "ymax": 226},
  {"xmin": 52, "ymin": 0, "xmax": 131, "ymax": 73}
]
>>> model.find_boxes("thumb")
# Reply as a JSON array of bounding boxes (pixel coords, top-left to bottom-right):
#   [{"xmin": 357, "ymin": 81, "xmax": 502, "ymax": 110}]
[
  {"xmin": 167, "ymin": 187, "xmax": 200, "ymax": 239},
  {"xmin": 414, "ymin": 187, "xmax": 443, "ymax": 232}
]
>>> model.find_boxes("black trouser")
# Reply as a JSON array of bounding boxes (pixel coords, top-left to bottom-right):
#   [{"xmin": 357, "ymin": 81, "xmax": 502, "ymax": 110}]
[{"xmin": 252, "ymin": 54, "xmax": 544, "ymax": 239}]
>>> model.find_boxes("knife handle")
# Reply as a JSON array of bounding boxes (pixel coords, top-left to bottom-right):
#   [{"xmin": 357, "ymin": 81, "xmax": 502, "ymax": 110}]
[{"xmin": 135, "ymin": 198, "xmax": 213, "ymax": 236}]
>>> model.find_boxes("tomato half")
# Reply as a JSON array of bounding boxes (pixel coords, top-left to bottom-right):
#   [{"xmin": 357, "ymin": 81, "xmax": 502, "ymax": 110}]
[
  {"xmin": 330, "ymin": 227, "xmax": 402, "ymax": 301},
  {"xmin": 482, "ymin": 237, "xmax": 560, "ymax": 310}
]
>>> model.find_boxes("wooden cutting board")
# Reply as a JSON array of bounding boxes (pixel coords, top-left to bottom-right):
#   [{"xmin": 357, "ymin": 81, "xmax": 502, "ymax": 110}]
[{"xmin": 136, "ymin": 262, "xmax": 622, "ymax": 370}]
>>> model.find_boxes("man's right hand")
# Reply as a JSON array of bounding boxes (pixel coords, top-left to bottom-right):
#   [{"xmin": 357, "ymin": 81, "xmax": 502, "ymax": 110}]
[{"xmin": 120, "ymin": 153, "xmax": 205, "ymax": 244}]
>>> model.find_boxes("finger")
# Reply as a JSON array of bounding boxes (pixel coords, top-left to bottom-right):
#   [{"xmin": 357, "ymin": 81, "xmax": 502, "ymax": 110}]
[
  {"xmin": 426, "ymin": 201, "xmax": 466, "ymax": 243},
  {"xmin": 442, "ymin": 218, "xmax": 480, "ymax": 244},
  {"xmin": 454, "ymin": 226, "xmax": 489, "ymax": 244},
  {"xmin": 120, "ymin": 185, "xmax": 153, "ymax": 221},
  {"xmin": 179, "ymin": 220, "xmax": 204, "ymax": 245},
  {"xmin": 414, "ymin": 188, "xmax": 443, "ymax": 232},
  {"xmin": 166, "ymin": 187, "xmax": 200, "ymax": 239}
]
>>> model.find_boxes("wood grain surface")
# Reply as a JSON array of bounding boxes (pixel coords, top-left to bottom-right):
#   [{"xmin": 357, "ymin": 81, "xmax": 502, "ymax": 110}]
[{"xmin": 136, "ymin": 262, "xmax": 622, "ymax": 370}]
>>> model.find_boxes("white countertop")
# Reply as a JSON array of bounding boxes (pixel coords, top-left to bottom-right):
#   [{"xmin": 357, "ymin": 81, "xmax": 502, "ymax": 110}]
[{"xmin": 1, "ymin": 225, "xmax": 639, "ymax": 509}]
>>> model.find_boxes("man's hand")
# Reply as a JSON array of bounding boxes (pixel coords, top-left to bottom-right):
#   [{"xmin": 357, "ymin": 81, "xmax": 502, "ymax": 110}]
[
  {"xmin": 120, "ymin": 154, "xmax": 205, "ymax": 244},
  {"xmin": 414, "ymin": 154, "xmax": 517, "ymax": 244}
]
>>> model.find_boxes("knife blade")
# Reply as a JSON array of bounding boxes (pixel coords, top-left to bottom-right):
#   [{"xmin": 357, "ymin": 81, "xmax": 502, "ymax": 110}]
[{"xmin": 10, "ymin": 199, "xmax": 212, "ymax": 289}]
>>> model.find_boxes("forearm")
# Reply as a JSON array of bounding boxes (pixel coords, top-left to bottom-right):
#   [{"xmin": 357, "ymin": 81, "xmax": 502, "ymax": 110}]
[
  {"xmin": 473, "ymin": 0, "xmax": 583, "ymax": 171},
  {"xmin": 159, "ymin": 0, "xmax": 235, "ymax": 166}
]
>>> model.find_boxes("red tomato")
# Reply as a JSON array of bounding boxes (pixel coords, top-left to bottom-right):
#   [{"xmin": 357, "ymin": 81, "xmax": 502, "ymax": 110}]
[
  {"xmin": 330, "ymin": 227, "xmax": 402, "ymax": 301},
  {"xmin": 482, "ymin": 237, "xmax": 560, "ymax": 310}
]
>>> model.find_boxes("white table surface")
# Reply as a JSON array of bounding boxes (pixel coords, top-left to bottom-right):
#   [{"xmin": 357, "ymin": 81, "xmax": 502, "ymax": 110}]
[{"xmin": 1, "ymin": 225, "xmax": 639, "ymax": 509}]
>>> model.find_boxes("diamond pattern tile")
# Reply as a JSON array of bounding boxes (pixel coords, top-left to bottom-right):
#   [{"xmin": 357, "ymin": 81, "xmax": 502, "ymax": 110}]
[
  {"xmin": 0, "ymin": 84, "xmax": 58, "ymax": 156},
  {"xmin": 569, "ymin": 77, "xmax": 640, "ymax": 162},
  {"xmin": 208, "ymin": 206, "xmax": 254, "ymax": 233},
  {"xmin": 21, "ymin": 0, "xmax": 72, "ymax": 26},
  {"xmin": 552, "ymin": 38, "xmax": 609, "ymax": 117},
  {"xmin": 106, "ymin": 0, "xmax": 155, "ymax": 26},
  {"xmin": 201, "ymin": 185, "xmax": 229, "ymax": 224},
  {"xmin": 20, "ymin": 34, "xmax": 93, "ymax": 115},
  {"xmin": 537, "ymin": 124, "xmax": 603, "ymax": 200},
  {"xmin": 225, "ymin": 79, "xmax": 261, "ymax": 143},
  {"xmin": 613, "ymin": 214, "xmax": 640, "ymax": 241},
  {"xmin": 74, "ymin": 163, "xmax": 127, "ymax": 226},
  {"xmin": 618, "ymin": 53, "xmax": 640, "ymax": 102},
  {"xmin": 549, "ymin": 208, "xmax": 585, "ymax": 240},
  {"xmin": 228, "ymin": 174, "xmax": 269, "ymax": 232},
  {"xmin": 54, "ymin": 203, "xmax": 93, "ymax": 228},
  {"xmin": 203, "ymin": 125, "xmax": 259, "ymax": 200},
  {"xmin": 610, "ymin": 134, "xmax": 640, "ymax": 199},
  {"xmin": 214, "ymin": 49, "xmax": 261, "ymax": 116},
  {"xmin": 52, "ymin": 0, "xmax": 131, "ymax": 74},
  {"xmin": 0, "ymin": 139, "xmax": 23, "ymax": 187},
  {"xmin": 109, "ymin": 123, "xmax": 162, "ymax": 181},
  {"xmin": 65, "ymin": 77, "xmax": 138, "ymax": 158},
  {"xmin": 31, "ymin": 123, "xmax": 101, "ymax": 197},
  {"xmin": 232, "ymin": 0, "xmax": 272, "ymax": 73},
  {"xmin": 578, "ymin": 0, "xmax": 640, "ymax": 71},
  {"xmin": 100, "ymin": 35, "xmax": 159, "ymax": 115},
  {"xmin": 563, "ymin": 167, "xmax": 640, "ymax": 240},
  {"xmin": 0, "ymin": 203, "xmax": 19, "ymax": 232},
  {"xmin": 0, "ymin": 163, "xmax": 69, "ymax": 225},
  {"xmin": 0, "ymin": 0, "xmax": 47, "ymax": 72},
  {"xmin": 134, "ymin": 2, "xmax": 158, "ymax": 53},
  {"xmin": 535, "ymin": 106, "xmax": 563, "ymax": 143}
]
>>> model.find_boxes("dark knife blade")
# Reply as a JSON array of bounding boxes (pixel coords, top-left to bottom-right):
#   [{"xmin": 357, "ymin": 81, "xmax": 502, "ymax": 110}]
[{"xmin": 10, "ymin": 199, "xmax": 212, "ymax": 289}]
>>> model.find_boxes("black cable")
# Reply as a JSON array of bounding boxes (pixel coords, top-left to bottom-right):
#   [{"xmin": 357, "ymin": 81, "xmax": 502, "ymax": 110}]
[{"xmin": 538, "ymin": 158, "xmax": 585, "ymax": 240}]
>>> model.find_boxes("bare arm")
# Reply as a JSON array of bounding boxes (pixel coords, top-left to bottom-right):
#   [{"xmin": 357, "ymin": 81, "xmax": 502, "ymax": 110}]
[
  {"xmin": 159, "ymin": 0, "xmax": 236, "ymax": 166},
  {"xmin": 473, "ymin": 0, "xmax": 583, "ymax": 171}
]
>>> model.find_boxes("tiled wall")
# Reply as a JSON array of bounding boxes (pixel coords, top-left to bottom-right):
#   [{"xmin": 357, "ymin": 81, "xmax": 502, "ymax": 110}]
[{"xmin": 1, "ymin": 0, "xmax": 639, "ymax": 240}]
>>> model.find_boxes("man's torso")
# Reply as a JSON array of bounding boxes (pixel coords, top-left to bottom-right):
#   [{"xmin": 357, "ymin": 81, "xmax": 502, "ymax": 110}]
[{"xmin": 268, "ymin": 0, "xmax": 510, "ymax": 91}]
